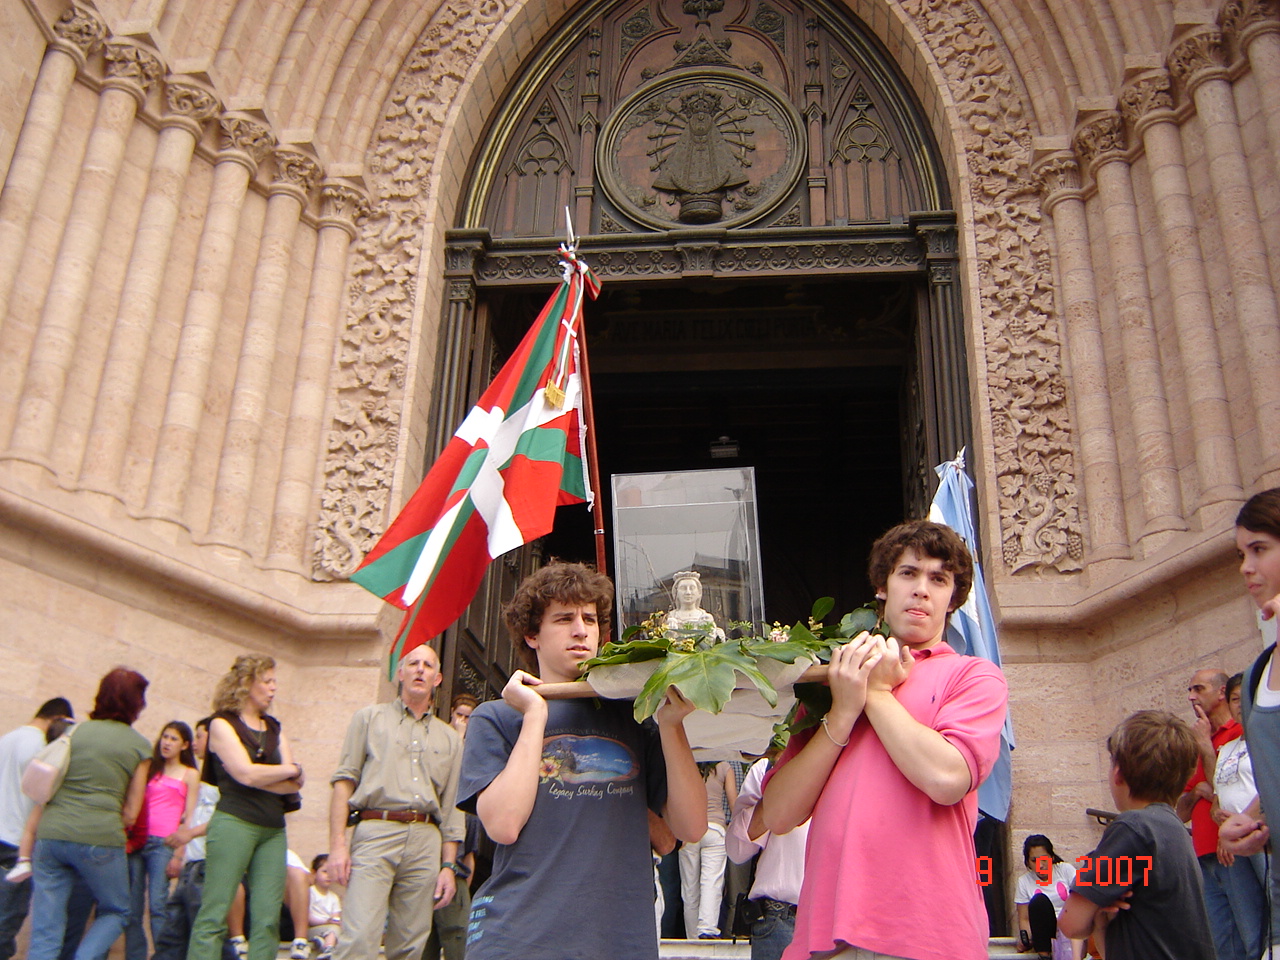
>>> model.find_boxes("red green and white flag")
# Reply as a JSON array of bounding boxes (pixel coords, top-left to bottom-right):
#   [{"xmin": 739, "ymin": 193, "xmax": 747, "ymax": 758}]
[{"xmin": 350, "ymin": 247, "xmax": 601, "ymax": 667}]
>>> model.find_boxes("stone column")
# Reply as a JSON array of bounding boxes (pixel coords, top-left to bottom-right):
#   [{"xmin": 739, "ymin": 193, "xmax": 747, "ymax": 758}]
[
  {"xmin": 912, "ymin": 216, "xmax": 970, "ymax": 468},
  {"xmin": 0, "ymin": 5, "xmax": 107, "ymax": 329},
  {"xmin": 141, "ymin": 114, "xmax": 275, "ymax": 523},
  {"xmin": 6, "ymin": 40, "xmax": 163, "ymax": 466},
  {"xmin": 78, "ymin": 78, "xmax": 220, "ymax": 497},
  {"xmin": 1169, "ymin": 27, "xmax": 1280, "ymax": 479},
  {"xmin": 1032, "ymin": 153, "xmax": 1131, "ymax": 562},
  {"xmin": 204, "ymin": 147, "xmax": 321, "ymax": 548},
  {"xmin": 264, "ymin": 181, "xmax": 368, "ymax": 572},
  {"xmin": 1073, "ymin": 112, "xmax": 1187, "ymax": 543},
  {"xmin": 1119, "ymin": 70, "xmax": 1242, "ymax": 510},
  {"xmin": 1221, "ymin": 1, "xmax": 1280, "ymax": 165}
]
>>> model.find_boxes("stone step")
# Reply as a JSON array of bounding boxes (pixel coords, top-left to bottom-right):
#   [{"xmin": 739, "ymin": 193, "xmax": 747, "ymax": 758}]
[
  {"xmin": 274, "ymin": 935, "xmax": 1031, "ymax": 959},
  {"xmin": 658, "ymin": 936, "xmax": 1030, "ymax": 959}
]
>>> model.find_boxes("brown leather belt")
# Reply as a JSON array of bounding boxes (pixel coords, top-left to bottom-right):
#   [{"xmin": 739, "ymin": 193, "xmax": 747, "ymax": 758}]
[{"xmin": 357, "ymin": 809, "xmax": 433, "ymax": 823}]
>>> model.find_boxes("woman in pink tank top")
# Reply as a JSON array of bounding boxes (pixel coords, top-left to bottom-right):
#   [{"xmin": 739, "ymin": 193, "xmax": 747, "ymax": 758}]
[{"xmin": 125, "ymin": 721, "xmax": 200, "ymax": 960}]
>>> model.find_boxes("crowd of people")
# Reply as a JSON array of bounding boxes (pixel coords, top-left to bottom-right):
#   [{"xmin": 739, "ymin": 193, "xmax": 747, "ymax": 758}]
[{"xmin": 2, "ymin": 488, "xmax": 1279, "ymax": 960}]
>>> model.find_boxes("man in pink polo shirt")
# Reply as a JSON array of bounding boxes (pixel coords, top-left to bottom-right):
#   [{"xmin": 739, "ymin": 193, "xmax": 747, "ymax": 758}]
[{"xmin": 762, "ymin": 520, "xmax": 1008, "ymax": 960}]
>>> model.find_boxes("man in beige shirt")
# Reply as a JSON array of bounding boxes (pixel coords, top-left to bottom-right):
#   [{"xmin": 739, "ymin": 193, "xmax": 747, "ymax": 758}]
[{"xmin": 328, "ymin": 645, "xmax": 464, "ymax": 960}]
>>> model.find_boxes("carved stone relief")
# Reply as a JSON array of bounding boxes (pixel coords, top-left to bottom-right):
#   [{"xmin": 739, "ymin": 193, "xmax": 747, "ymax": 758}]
[
  {"xmin": 900, "ymin": 0, "xmax": 1082, "ymax": 573},
  {"xmin": 313, "ymin": 0, "xmax": 514, "ymax": 579},
  {"xmin": 597, "ymin": 70, "xmax": 805, "ymax": 228}
]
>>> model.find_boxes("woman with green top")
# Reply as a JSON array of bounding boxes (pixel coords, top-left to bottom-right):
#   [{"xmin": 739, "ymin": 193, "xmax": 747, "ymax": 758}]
[
  {"xmin": 27, "ymin": 667, "xmax": 152, "ymax": 960},
  {"xmin": 186, "ymin": 655, "xmax": 303, "ymax": 960}
]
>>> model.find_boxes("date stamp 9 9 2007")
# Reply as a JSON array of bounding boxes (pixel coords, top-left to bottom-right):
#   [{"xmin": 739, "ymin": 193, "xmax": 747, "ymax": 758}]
[{"xmin": 975, "ymin": 855, "xmax": 1154, "ymax": 886}]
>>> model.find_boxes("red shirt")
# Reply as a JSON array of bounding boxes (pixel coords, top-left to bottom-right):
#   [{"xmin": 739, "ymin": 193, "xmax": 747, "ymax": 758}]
[
  {"xmin": 771, "ymin": 642, "xmax": 1007, "ymax": 960},
  {"xmin": 1186, "ymin": 717, "xmax": 1242, "ymax": 857}
]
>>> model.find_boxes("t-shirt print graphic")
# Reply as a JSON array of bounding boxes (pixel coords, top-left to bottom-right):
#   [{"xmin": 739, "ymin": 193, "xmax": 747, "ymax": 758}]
[{"xmin": 539, "ymin": 734, "xmax": 639, "ymax": 798}]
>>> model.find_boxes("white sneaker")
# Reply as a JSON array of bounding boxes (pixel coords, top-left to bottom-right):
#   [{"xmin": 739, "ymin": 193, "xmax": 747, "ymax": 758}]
[
  {"xmin": 4, "ymin": 859, "xmax": 30, "ymax": 883},
  {"xmin": 290, "ymin": 938, "xmax": 311, "ymax": 959},
  {"xmin": 228, "ymin": 935, "xmax": 248, "ymax": 959}
]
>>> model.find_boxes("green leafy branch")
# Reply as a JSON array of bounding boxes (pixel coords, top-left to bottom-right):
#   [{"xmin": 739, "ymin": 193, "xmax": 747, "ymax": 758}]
[{"xmin": 582, "ymin": 598, "xmax": 889, "ymax": 723}]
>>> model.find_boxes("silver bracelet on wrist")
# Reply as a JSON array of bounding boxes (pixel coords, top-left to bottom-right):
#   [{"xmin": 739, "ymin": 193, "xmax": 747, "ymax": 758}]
[{"xmin": 820, "ymin": 717, "xmax": 850, "ymax": 748}]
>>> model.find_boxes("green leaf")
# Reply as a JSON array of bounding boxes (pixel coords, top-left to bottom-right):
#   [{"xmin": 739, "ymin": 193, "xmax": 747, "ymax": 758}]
[
  {"xmin": 791, "ymin": 682, "xmax": 831, "ymax": 732},
  {"xmin": 741, "ymin": 639, "xmax": 821, "ymax": 664},
  {"xmin": 632, "ymin": 643, "xmax": 779, "ymax": 721},
  {"xmin": 582, "ymin": 639, "xmax": 670, "ymax": 669},
  {"xmin": 838, "ymin": 605, "xmax": 880, "ymax": 638},
  {"xmin": 810, "ymin": 597, "xmax": 835, "ymax": 622}
]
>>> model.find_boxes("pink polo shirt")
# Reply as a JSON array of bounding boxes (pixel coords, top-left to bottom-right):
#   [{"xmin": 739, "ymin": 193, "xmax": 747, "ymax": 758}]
[{"xmin": 774, "ymin": 642, "xmax": 1007, "ymax": 960}]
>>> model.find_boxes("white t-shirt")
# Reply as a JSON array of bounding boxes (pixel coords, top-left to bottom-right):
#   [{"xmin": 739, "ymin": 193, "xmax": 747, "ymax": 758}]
[
  {"xmin": 1014, "ymin": 860, "xmax": 1076, "ymax": 912},
  {"xmin": 0, "ymin": 725, "xmax": 46, "ymax": 846},
  {"xmin": 309, "ymin": 886, "xmax": 341, "ymax": 926},
  {"xmin": 1214, "ymin": 737, "xmax": 1258, "ymax": 815}
]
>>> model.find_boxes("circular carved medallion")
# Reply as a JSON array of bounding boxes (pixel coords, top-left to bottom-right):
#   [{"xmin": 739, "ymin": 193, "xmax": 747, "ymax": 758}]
[{"xmin": 597, "ymin": 69, "xmax": 805, "ymax": 230}]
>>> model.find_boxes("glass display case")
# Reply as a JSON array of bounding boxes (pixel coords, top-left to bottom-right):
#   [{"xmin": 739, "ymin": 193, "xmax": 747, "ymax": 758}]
[{"xmin": 611, "ymin": 467, "xmax": 765, "ymax": 634}]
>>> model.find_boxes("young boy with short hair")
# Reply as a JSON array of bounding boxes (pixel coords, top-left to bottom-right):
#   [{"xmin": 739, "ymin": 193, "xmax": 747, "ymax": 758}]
[
  {"xmin": 1058, "ymin": 711, "xmax": 1214, "ymax": 960},
  {"xmin": 762, "ymin": 520, "xmax": 1008, "ymax": 960},
  {"xmin": 457, "ymin": 560, "xmax": 707, "ymax": 960}
]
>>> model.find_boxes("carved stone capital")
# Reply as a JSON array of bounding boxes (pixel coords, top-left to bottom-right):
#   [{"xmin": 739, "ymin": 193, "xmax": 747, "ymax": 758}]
[
  {"xmin": 1032, "ymin": 154, "xmax": 1082, "ymax": 211},
  {"xmin": 444, "ymin": 232, "xmax": 488, "ymax": 276},
  {"xmin": 103, "ymin": 41, "xmax": 165, "ymax": 105},
  {"xmin": 161, "ymin": 79, "xmax": 219, "ymax": 136},
  {"xmin": 50, "ymin": 5, "xmax": 108, "ymax": 66},
  {"xmin": 1168, "ymin": 28, "xmax": 1228, "ymax": 97},
  {"xmin": 1072, "ymin": 112, "xmax": 1127, "ymax": 173},
  {"xmin": 271, "ymin": 148, "xmax": 322, "ymax": 201},
  {"xmin": 447, "ymin": 278, "xmax": 476, "ymax": 306},
  {"xmin": 916, "ymin": 224, "xmax": 958, "ymax": 259},
  {"xmin": 319, "ymin": 183, "xmax": 370, "ymax": 236},
  {"xmin": 1220, "ymin": 0, "xmax": 1280, "ymax": 53},
  {"xmin": 1120, "ymin": 71, "xmax": 1175, "ymax": 132},
  {"xmin": 217, "ymin": 115, "xmax": 276, "ymax": 174}
]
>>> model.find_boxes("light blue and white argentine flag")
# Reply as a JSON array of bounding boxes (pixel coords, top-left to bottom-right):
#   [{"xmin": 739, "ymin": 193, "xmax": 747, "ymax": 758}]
[{"xmin": 929, "ymin": 448, "xmax": 1015, "ymax": 822}]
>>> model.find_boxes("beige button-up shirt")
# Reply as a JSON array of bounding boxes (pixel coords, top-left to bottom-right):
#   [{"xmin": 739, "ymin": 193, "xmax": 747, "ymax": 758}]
[{"xmin": 331, "ymin": 699, "xmax": 465, "ymax": 843}]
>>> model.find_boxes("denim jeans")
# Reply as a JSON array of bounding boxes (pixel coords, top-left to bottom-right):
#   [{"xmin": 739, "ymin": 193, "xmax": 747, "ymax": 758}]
[
  {"xmin": 28, "ymin": 838, "xmax": 131, "ymax": 960},
  {"xmin": 0, "ymin": 840, "xmax": 32, "ymax": 960},
  {"xmin": 1203, "ymin": 852, "xmax": 1267, "ymax": 960},
  {"xmin": 125, "ymin": 836, "xmax": 175, "ymax": 960},
  {"xmin": 748, "ymin": 899, "xmax": 796, "ymax": 960}
]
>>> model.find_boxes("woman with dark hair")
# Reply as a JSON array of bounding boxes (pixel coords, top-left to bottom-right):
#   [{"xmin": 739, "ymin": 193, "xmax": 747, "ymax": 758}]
[
  {"xmin": 187, "ymin": 655, "xmax": 303, "ymax": 960},
  {"xmin": 1013, "ymin": 835, "xmax": 1083, "ymax": 959},
  {"xmin": 26, "ymin": 668, "xmax": 152, "ymax": 960},
  {"xmin": 124, "ymin": 722, "xmax": 199, "ymax": 960},
  {"xmin": 1220, "ymin": 487, "xmax": 1280, "ymax": 958}
]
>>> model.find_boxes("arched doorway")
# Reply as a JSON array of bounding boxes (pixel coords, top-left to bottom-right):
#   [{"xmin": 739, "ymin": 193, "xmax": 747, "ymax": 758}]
[{"xmin": 435, "ymin": 0, "xmax": 968, "ymax": 700}]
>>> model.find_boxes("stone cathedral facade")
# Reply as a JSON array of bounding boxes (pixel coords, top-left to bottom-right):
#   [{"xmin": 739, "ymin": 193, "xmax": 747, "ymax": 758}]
[{"xmin": 1, "ymin": 0, "xmax": 1278, "ymax": 898}]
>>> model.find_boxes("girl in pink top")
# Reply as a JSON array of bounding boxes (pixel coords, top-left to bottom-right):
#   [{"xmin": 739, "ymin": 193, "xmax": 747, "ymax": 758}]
[{"xmin": 125, "ymin": 721, "xmax": 200, "ymax": 960}]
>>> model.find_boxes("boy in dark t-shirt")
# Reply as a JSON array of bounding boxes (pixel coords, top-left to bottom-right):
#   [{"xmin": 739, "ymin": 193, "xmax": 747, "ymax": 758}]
[
  {"xmin": 457, "ymin": 561, "xmax": 707, "ymax": 960},
  {"xmin": 1058, "ymin": 710, "xmax": 1214, "ymax": 960}
]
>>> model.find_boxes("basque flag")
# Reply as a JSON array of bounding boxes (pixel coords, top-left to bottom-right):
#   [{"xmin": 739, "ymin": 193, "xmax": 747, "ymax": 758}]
[{"xmin": 350, "ymin": 247, "xmax": 600, "ymax": 669}]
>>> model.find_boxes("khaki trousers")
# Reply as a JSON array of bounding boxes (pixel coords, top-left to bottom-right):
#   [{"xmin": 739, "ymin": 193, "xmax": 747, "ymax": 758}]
[{"xmin": 333, "ymin": 820, "xmax": 442, "ymax": 960}]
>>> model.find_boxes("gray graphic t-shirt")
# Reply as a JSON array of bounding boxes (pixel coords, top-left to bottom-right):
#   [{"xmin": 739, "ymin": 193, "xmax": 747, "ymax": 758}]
[{"xmin": 458, "ymin": 697, "xmax": 667, "ymax": 960}]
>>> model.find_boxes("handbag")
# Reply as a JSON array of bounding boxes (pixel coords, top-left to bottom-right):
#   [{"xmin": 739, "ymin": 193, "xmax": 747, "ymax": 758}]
[{"xmin": 20, "ymin": 722, "xmax": 80, "ymax": 804}]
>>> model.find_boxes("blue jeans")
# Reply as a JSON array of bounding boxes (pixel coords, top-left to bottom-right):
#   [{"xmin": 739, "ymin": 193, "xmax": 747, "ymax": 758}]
[
  {"xmin": 749, "ymin": 899, "xmax": 796, "ymax": 960},
  {"xmin": 126, "ymin": 837, "xmax": 175, "ymax": 960},
  {"xmin": 28, "ymin": 838, "xmax": 131, "ymax": 960},
  {"xmin": 1203, "ymin": 852, "xmax": 1267, "ymax": 960}
]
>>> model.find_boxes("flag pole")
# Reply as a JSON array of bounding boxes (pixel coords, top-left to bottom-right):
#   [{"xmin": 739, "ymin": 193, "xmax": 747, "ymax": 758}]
[{"xmin": 564, "ymin": 209, "xmax": 609, "ymax": 577}]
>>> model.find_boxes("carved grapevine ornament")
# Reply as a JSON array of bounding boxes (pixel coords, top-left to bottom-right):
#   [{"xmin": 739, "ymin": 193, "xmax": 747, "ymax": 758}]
[
  {"xmin": 900, "ymin": 0, "xmax": 1082, "ymax": 573},
  {"xmin": 314, "ymin": 0, "xmax": 513, "ymax": 579}
]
